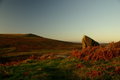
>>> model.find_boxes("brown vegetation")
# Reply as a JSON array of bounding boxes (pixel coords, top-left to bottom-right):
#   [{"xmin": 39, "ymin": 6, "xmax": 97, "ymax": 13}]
[
  {"xmin": 72, "ymin": 42, "xmax": 120, "ymax": 61},
  {"xmin": 0, "ymin": 34, "xmax": 81, "ymax": 52}
]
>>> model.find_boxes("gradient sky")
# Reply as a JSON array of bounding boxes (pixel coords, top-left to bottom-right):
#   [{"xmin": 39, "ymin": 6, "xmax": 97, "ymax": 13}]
[{"xmin": 0, "ymin": 0, "xmax": 120, "ymax": 43}]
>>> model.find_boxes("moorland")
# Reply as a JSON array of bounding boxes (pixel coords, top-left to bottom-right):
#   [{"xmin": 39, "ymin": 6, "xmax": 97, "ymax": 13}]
[{"xmin": 0, "ymin": 34, "xmax": 120, "ymax": 80}]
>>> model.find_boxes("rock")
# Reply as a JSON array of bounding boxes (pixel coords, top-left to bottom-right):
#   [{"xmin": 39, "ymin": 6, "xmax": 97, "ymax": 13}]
[{"xmin": 82, "ymin": 35, "xmax": 99, "ymax": 48}]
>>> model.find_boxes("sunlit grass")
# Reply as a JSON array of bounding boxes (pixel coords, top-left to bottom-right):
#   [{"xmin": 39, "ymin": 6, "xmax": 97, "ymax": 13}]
[{"xmin": 0, "ymin": 56, "xmax": 120, "ymax": 80}]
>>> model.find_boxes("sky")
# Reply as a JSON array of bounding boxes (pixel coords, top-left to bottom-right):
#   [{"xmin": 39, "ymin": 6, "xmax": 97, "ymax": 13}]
[{"xmin": 0, "ymin": 0, "xmax": 120, "ymax": 43}]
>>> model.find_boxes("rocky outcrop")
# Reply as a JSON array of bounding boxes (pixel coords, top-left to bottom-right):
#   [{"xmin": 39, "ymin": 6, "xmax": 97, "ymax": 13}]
[{"xmin": 82, "ymin": 35, "xmax": 99, "ymax": 48}]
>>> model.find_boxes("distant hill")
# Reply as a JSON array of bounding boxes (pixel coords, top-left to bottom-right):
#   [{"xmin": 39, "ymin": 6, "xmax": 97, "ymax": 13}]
[
  {"xmin": 0, "ymin": 33, "xmax": 81, "ymax": 52},
  {"xmin": 0, "ymin": 33, "xmax": 41, "ymax": 38}
]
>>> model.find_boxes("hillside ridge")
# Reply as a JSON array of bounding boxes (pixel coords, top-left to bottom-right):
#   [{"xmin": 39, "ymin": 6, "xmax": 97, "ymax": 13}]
[{"xmin": 0, "ymin": 33, "xmax": 81, "ymax": 52}]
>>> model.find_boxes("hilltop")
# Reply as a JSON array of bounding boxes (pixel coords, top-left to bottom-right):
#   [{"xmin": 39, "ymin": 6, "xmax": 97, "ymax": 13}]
[
  {"xmin": 0, "ymin": 33, "xmax": 81, "ymax": 51},
  {"xmin": 0, "ymin": 33, "xmax": 40, "ymax": 38},
  {"xmin": 0, "ymin": 34, "xmax": 81, "ymax": 61}
]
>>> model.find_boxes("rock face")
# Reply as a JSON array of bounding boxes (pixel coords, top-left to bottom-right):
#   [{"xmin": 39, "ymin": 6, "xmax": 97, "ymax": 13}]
[{"xmin": 82, "ymin": 35, "xmax": 99, "ymax": 48}]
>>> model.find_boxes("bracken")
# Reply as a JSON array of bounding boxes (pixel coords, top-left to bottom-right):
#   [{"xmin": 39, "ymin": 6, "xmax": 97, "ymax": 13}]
[{"xmin": 72, "ymin": 42, "xmax": 120, "ymax": 61}]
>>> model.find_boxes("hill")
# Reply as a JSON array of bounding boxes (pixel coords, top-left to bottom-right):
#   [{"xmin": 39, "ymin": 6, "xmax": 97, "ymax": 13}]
[
  {"xmin": 0, "ymin": 34, "xmax": 81, "ymax": 61},
  {"xmin": 0, "ymin": 33, "xmax": 81, "ymax": 51}
]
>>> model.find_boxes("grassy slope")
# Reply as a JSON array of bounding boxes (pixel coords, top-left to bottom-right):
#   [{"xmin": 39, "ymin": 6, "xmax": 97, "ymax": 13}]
[
  {"xmin": 0, "ymin": 57, "xmax": 120, "ymax": 80},
  {"xmin": 0, "ymin": 34, "xmax": 81, "ymax": 57},
  {"xmin": 0, "ymin": 34, "xmax": 81, "ymax": 64},
  {"xmin": 0, "ymin": 34, "xmax": 81, "ymax": 51}
]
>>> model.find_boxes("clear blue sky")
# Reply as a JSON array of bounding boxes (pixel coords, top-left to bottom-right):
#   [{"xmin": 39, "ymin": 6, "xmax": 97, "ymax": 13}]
[{"xmin": 0, "ymin": 0, "xmax": 120, "ymax": 43}]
